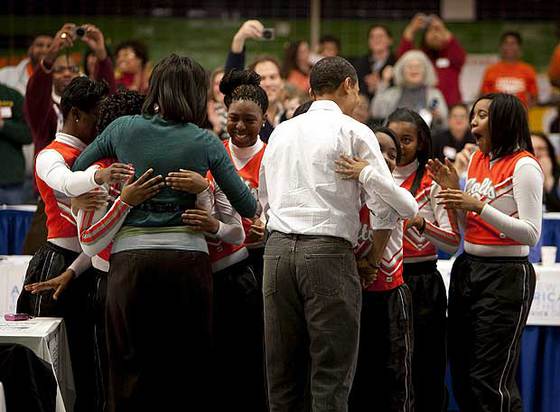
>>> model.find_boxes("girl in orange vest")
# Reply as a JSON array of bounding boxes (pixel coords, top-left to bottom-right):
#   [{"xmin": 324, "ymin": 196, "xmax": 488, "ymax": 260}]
[
  {"xmin": 431, "ymin": 93, "xmax": 542, "ymax": 412},
  {"xmin": 202, "ymin": 68, "xmax": 269, "ymax": 412},
  {"xmin": 344, "ymin": 127, "xmax": 415, "ymax": 412},
  {"xmin": 387, "ymin": 108, "xmax": 460, "ymax": 412}
]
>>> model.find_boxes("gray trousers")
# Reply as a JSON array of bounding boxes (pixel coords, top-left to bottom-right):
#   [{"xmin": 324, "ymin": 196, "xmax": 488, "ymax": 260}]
[{"xmin": 263, "ymin": 231, "xmax": 362, "ymax": 412}]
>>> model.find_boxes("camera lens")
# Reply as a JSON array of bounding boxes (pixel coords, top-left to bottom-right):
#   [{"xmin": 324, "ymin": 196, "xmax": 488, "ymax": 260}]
[
  {"xmin": 262, "ymin": 30, "xmax": 272, "ymax": 40},
  {"xmin": 76, "ymin": 27, "xmax": 86, "ymax": 37}
]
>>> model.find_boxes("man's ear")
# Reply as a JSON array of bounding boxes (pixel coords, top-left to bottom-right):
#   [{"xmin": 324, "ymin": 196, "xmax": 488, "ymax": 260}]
[{"xmin": 342, "ymin": 77, "xmax": 357, "ymax": 96}]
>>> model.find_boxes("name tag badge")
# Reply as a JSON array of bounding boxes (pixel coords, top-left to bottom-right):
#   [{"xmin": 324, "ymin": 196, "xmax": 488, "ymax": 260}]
[
  {"xmin": 436, "ymin": 58, "xmax": 450, "ymax": 69},
  {"xmin": 0, "ymin": 106, "xmax": 12, "ymax": 119}
]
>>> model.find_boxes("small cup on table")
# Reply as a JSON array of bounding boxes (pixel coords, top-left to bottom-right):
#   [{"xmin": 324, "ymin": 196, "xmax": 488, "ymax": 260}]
[{"xmin": 541, "ymin": 246, "xmax": 557, "ymax": 266}]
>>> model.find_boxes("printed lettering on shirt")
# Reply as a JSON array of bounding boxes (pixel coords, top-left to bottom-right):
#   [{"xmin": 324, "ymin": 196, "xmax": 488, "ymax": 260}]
[
  {"xmin": 465, "ymin": 177, "xmax": 496, "ymax": 200},
  {"xmin": 495, "ymin": 77, "xmax": 526, "ymax": 95},
  {"xmin": 355, "ymin": 222, "xmax": 374, "ymax": 258}
]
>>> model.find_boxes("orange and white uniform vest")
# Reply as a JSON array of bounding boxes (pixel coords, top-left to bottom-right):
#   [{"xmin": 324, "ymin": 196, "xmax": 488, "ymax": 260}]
[
  {"xmin": 36, "ymin": 140, "xmax": 82, "ymax": 241},
  {"xmin": 464, "ymin": 150, "xmax": 542, "ymax": 256},
  {"xmin": 224, "ymin": 139, "xmax": 266, "ymax": 249},
  {"xmin": 394, "ymin": 160, "xmax": 460, "ymax": 263},
  {"xmin": 355, "ymin": 205, "xmax": 404, "ymax": 291},
  {"xmin": 207, "ymin": 139, "xmax": 266, "ymax": 272}
]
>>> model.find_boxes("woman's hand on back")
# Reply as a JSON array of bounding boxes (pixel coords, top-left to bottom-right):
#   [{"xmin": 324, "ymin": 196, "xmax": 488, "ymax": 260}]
[
  {"xmin": 166, "ymin": 170, "xmax": 209, "ymax": 194},
  {"xmin": 120, "ymin": 169, "xmax": 165, "ymax": 206}
]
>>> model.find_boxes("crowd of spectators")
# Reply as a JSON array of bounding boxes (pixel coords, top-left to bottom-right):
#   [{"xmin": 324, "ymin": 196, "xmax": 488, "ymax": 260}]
[{"xmin": 1, "ymin": 15, "xmax": 559, "ymax": 211}]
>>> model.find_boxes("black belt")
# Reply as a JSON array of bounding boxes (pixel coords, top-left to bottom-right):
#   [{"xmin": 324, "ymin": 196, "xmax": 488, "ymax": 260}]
[{"xmin": 135, "ymin": 201, "xmax": 188, "ymax": 213}]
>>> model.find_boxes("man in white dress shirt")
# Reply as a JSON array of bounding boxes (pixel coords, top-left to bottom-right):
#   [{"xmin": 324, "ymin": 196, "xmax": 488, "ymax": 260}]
[{"xmin": 259, "ymin": 56, "xmax": 418, "ymax": 412}]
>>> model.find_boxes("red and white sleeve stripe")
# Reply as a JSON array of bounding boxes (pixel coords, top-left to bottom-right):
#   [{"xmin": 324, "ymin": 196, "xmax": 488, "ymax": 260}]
[{"xmin": 77, "ymin": 197, "xmax": 131, "ymax": 256}]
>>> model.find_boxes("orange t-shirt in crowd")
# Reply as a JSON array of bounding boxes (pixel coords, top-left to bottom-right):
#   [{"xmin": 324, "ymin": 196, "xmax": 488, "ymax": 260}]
[
  {"xmin": 480, "ymin": 61, "xmax": 538, "ymax": 106},
  {"xmin": 548, "ymin": 44, "xmax": 560, "ymax": 86},
  {"xmin": 287, "ymin": 69, "xmax": 310, "ymax": 93}
]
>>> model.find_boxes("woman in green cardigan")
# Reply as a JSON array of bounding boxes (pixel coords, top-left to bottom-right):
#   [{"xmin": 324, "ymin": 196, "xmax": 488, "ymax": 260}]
[{"xmin": 73, "ymin": 54, "xmax": 257, "ymax": 412}]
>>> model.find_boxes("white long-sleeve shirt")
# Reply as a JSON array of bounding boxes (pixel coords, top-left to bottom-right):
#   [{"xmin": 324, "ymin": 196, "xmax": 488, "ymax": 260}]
[
  {"xmin": 359, "ymin": 165, "xmax": 418, "ymax": 222},
  {"xmin": 35, "ymin": 132, "xmax": 102, "ymax": 197},
  {"xmin": 205, "ymin": 184, "xmax": 246, "ymax": 246},
  {"xmin": 259, "ymin": 99, "xmax": 413, "ymax": 246}
]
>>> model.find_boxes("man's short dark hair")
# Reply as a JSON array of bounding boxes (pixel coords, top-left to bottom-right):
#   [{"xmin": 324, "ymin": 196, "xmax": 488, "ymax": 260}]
[
  {"xmin": 500, "ymin": 31, "xmax": 522, "ymax": 46},
  {"xmin": 310, "ymin": 56, "xmax": 358, "ymax": 96}
]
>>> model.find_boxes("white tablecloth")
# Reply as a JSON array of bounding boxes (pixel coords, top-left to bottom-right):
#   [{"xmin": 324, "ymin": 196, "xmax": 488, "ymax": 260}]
[
  {"xmin": 0, "ymin": 255, "xmax": 32, "ymax": 315},
  {"xmin": 437, "ymin": 260, "xmax": 560, "ymax": 326},
  {"xmin": 0, "ymin": 317, "xmax": 75, "ymax": 412}
]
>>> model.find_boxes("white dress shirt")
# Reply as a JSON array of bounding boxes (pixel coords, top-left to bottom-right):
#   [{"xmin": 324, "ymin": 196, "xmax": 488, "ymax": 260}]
[{"xmin": 259, "ymin": 99, "xmax": 415, "ymax": 246}]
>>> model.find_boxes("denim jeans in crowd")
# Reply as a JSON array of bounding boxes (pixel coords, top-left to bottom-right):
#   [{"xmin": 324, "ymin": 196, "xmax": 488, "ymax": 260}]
[{"xmin": 263, "ymin": 231, "xmax": 362, "ymax": 412}]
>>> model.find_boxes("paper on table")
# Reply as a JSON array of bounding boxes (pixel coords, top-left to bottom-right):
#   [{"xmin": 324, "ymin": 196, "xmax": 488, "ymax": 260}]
[{"xmin": 0, "ymin": 318, "xmax": 61, "ymax": 336}]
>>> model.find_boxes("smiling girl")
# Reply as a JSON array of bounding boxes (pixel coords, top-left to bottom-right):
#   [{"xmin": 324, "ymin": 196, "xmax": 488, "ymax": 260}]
[
  {"xmin": 349, "ymin": 127, "xmax": 415, "ymax": 412},
  {"xmin": 388, "ymin": 107, "xmax": 460, "ymax": 412},
  {"xmin": 209, "ymin": 68, "xmax": 269, "ymax": 411},
  {"xmin": 430, "ymin": 93, "xmax": 542, "ymax": 411}
]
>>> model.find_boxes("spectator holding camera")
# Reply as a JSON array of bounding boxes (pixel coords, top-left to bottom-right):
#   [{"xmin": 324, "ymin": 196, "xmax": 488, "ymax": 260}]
[
  {"xmin": 398, "ymin": 13, "xmax": 466, "ymax": 106},
  {"xmin": 21, "ymin": 23, "xmax": 115, "ymax": 254},
  {"xmin": 225, "ymin": 20, "xmax": 286, "ymax": 143},
  {"xmin": 25, "ymin": 23, "xmax": 115, "ymax": 158}
]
